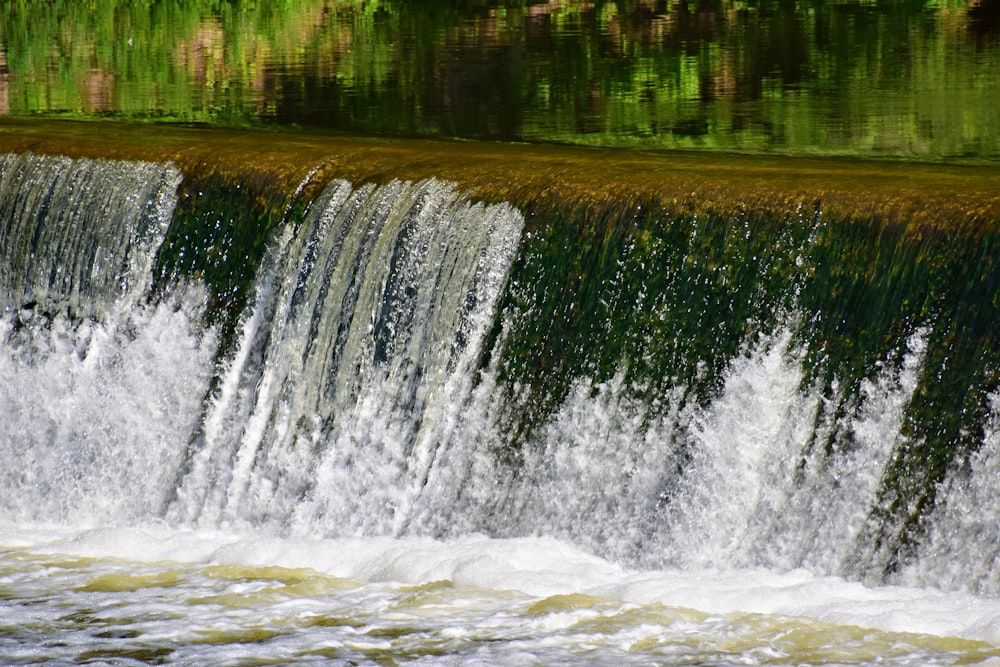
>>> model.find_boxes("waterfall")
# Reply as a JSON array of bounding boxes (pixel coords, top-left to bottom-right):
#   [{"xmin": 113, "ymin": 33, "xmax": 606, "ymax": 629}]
[
  {"xmin": 0, "ymin": 153, "xmax": 214, "ymax": 525},
  {"xmin": 166, "ymin": 177, "xmax": 524, "ymax": 535},
  {"xmin": 2, "ymin": 151, "xmax": 1000, "ymax": 598},
  {"xmin": 0, "ymin": 152, "xmax": 180, "ymax": 316}
]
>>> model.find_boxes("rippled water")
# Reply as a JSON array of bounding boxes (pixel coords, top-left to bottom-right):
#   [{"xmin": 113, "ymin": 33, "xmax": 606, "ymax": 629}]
[
  {"xmin": 4, "ymin": 528, "xmax": 1000, "ymax": 666},
  {"xmin": 1, "ymin": 0, "xmax": 999, "ymax": 159}
]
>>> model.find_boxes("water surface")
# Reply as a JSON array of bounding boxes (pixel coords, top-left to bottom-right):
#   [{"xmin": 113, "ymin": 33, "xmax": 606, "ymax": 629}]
[
  {"xmin": 5, "ymin": 527, "xmax": 1000, "ymax": 666},
  {"xmin": 1, "ymin": 0, "xmax": 998, "ymax": 159}
]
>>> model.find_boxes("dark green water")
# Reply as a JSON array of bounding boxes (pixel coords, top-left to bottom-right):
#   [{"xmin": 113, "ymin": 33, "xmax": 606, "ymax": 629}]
[{"xmin": 2, "ymin": 0, "xmax": 999, "ymax": 159}]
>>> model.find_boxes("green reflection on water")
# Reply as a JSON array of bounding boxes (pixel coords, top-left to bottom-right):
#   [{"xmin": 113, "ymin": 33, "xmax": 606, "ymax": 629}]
[{"xmin": 1, "ymin": 0, "xmax": 998, "ymax": 159}]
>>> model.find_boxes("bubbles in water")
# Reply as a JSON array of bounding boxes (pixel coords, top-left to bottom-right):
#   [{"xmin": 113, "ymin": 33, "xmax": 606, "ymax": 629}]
[{"xmin": 0, "ymin": 287, "xmax": 218, "ymax": 526}]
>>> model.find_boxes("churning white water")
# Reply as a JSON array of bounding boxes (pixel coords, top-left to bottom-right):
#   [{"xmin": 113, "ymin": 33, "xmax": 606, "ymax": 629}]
[
  {"xmin": 0, "ymin": 292, "xmax": 217, "ymax": 526},
  {"xmin": 5, "ymin": 526, "xmax": 1000, "ymax": 666},
  {"xmin": 3, "ymin": 153, "xmax": 1000, "ymax": 664}
]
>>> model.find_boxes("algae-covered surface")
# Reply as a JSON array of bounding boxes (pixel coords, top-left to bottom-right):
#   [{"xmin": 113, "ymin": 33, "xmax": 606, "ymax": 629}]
[{"xmin": 1, "ymin": 118, "xmax": 998, "ymax": 231}]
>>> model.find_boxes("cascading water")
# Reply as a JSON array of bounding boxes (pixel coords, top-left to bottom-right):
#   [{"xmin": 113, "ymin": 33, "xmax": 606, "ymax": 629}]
[
  {"xmin": 166, "ymin": 177, "xmax": 524, "ymax": 536},
  {"xmin": 0, "ymin": 152, "xmax": 179, "ymax": 315},
  {"xmin": 4, "ymin": 151, "xmax": 1000, "ymax": 664},
  {"xmin": 0, "ymin": 153, "xmax": 214, "ymax": 525}
]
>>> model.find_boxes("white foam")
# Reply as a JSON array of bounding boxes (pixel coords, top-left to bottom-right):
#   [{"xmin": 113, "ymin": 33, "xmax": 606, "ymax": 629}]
[
  {"xmin": 0, "ymin": 288, "xmax": 218, "ymax": 526},
  {"xmin": 6, "ymin": 525, "xmax": 1000, "ymax": 643}
]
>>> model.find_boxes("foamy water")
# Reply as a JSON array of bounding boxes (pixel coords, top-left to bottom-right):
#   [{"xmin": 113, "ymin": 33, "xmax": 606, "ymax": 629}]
[{"xmin": 3, "ymin": 527, "xmax": 1000, "ymax": 666}]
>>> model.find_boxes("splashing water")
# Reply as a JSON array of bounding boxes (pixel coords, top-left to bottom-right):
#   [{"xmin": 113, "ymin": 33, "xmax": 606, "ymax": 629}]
[{"xmin": 4, "ymin": 153, "xmax": 1000, "ymax": 664}]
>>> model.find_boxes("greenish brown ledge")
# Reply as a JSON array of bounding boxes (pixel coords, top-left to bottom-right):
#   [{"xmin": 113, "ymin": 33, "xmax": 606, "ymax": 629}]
[{"xmin": 1, "ymin": 117, "xmax": 998, "ymax": 231}]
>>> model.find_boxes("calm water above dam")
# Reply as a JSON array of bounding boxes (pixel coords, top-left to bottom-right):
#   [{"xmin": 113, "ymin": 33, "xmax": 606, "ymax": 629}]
[{"xmin": 1, "ymin": 0, "xmax": 999, "ymax": 159}]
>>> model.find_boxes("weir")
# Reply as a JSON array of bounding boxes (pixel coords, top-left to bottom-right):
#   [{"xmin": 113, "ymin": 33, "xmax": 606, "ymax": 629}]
[{"xmin": 2, "ymin": 121, "xmax": 1000, "ymax": 598}]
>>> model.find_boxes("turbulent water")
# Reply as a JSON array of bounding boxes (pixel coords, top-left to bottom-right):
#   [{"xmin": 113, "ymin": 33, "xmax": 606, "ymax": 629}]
[{"xmin": 3, "ymin": 152, "xmax": 1000, "ymax": 665}]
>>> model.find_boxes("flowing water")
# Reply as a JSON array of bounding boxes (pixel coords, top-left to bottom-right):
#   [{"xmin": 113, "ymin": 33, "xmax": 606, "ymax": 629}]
[{"xmin": 3, "ymin": 152, "xmax": 1000, "ymax": 665}]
